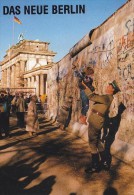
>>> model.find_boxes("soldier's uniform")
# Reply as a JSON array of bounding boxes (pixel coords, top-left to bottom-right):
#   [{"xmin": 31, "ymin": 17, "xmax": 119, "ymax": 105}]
[
  {"xmin": 84, "ymin": 89, "xmax": 113, "ymax": 153},
  {"xmin": 84, "ymin": 80, "xmax": 120, "ymax": 173}
]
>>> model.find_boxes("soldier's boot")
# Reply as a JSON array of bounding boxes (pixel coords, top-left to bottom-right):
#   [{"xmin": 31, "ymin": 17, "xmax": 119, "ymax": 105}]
[
  {"xmin": 79, "ymin": 115, "xmax": 87, "ymax": 125},
  {"xmin": 85, "ymin": 153, "xmax": 100, "ymax": 174},
  {"xmin": 100, "ymin": 151, "xmax": 111, "ymax": 171}
]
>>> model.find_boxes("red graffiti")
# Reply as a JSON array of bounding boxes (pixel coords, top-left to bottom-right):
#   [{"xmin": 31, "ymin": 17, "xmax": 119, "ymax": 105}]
[{"xmin": 117, "ymin": 32, "xmax": 134, "ymax": 54}]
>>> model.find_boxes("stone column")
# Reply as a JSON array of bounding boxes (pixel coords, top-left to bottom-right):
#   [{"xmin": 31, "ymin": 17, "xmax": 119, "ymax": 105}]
[
  {"xmin": 12, "ymin": 65, "xmax": 15, "ymax": 88},
  {"xmin": 1, "ymin": 70, "xmax": 3, "ymax": 87},
  {"xmin": 29, "ymin": 77, "xmax": 31, "ymax": 88},
  {"xmin": 36, "ymin": 75, "xmax": 40, "ymax": 96},
  {"xmin": 24, "ymin": 78, "xmax": 27, "ymax": 87},
  {"xmin": 44, "ymin": 75, "xmax": 47, "ymax": 94},
  {"xmin": 4, "ymin": 69, "xmax": 7, "ymax": 88},
  {"xmin": 20, "ymin": 60, "xmax": 26, "ymax": 74},
  {"xmin": 10, "ymin": 67, "xmax": 13, "ymax": 87},
  {"xmin": 13, "ymin": 67, "xmax": 15, "ymax": 87},
  {"xmin": 15, "ymin": 62, "xmax": 20, "ymax": 87},
  {"xmin": 2, "ymin": 70, "xmax": 5, "ymax": 88},
  {"xmin": 31, "ymin": 76, "xmax": 35, "ymax": 88},
  {"xmin": 27, "ymin": 78, "xmax": 31, "ymax": 88},
  {"xmin": 46, "ymin": 80, "xmax": 47, "ymax": 94},
  {"xmin": 20, "ymin": 60, "xmax": 26, "ymax": 87},
  {"xmin": 7, "ymin": 67, "xmax": 11, "ymax": 88},
  {"xmin": 4, "ymin": 70, "xmax": 7, "ymax": 88},
  {"xmin": 40, "ymin": 74, "xmax": 44, "ymax": 95},
  {"xmin": 1, "ymin": 70, "xmax": 5, "ymax": 88}
]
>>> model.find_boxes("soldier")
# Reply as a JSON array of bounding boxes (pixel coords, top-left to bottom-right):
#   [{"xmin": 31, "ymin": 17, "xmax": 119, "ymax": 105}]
[{"xmin": 81, "ymin": 80, "xmax": 121, "ymax": 173}]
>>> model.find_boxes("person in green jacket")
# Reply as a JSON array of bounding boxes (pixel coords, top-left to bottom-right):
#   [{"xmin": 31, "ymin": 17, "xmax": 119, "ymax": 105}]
[{"xmin": 81, "ymin": 80, "xmax": 121, "ymax": 173}]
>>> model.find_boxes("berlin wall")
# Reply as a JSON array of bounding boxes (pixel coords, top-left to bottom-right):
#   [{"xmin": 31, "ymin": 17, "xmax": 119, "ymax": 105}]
[{"xmin": 47, "ymin": 0, "xmax": 134, "ymax": 166}]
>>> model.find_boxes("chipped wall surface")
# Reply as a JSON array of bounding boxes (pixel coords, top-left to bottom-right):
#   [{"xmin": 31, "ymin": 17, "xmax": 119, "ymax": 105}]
[{"xmin": 47, "ymin": 0, "xmax": 134, "ymax": 163}]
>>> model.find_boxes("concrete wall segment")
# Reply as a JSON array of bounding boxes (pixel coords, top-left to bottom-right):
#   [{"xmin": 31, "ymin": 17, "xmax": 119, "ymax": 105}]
[{"xmin": 47, "ymin": 0, "xmax": 134, "ymax": 164}]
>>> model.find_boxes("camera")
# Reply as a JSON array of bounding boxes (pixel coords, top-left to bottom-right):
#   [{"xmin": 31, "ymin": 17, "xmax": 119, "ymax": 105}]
[{"xmin": 74, "ymin": 70, "xmax": 95, "ymax": 92}]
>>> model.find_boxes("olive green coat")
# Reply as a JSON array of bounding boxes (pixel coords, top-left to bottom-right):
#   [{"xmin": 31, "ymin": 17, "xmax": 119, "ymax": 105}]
[
  {"xmin": 84, "ymin": 87, "xmax": 114, "ymax": 153},
  {"xmin": 84, "ymin": 88, "xmax": 113, "ymax": 129}
]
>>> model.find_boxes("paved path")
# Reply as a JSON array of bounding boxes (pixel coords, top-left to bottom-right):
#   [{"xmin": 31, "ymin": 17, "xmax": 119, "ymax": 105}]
[{"xmin": 0, "ymin": 115, "xmax": 134, "ymax": 195}]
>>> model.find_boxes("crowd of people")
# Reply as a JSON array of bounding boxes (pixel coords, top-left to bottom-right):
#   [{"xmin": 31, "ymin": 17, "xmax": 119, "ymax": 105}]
[{"xmin": 0, "ymin": 92, "xmax": 47, "ymax": 139}]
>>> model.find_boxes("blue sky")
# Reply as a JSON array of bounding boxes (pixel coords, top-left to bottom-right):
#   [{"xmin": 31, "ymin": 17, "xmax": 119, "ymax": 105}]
[{"xmin": 0, "ymin": 0, "xmax": 127, "ymax": 62}]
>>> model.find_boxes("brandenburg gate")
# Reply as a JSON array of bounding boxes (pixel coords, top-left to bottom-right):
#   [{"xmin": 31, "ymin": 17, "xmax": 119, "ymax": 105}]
[{"xmin": 0, "ymin": 40, "xmax": 56, "ymax": 96}]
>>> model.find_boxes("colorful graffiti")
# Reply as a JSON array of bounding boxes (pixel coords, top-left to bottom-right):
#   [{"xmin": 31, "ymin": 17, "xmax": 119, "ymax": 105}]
[
  {"xmin": 117, "ymin": 19, "xmax": 134, "ymax": 119},
  {"xmin": 117, "ymin": 18, "xmax": 134, "ymax": 56}
]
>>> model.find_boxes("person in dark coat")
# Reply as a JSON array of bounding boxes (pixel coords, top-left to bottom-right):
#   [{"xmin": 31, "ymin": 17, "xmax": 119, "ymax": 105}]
[{"xmin": 0, "ymin": 94, "xmax": 9, "ymax": 138}]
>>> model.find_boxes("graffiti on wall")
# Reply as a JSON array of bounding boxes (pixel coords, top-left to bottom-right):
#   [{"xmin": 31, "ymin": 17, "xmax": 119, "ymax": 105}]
[
  {"xmin": 59, "ymin": 67, "xmax": 68, "ymax": 79},
  {"xmin": 87, "ymin": 28, "xmax": 115, "ymax": 69},
  {"xmin": 117, "ymin": 62, "xmax": 134, "ymax": 81},
  {"xmin": 117, "ymin": 18, "xmax": 134, "ymax": 58},
  {"xmin": 47, "ymin": 12, "xmax": 133, "ymax": 120},
  {"xmin": 117, "ymin": 17, "xmax": 134, "ymax": 118}
]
